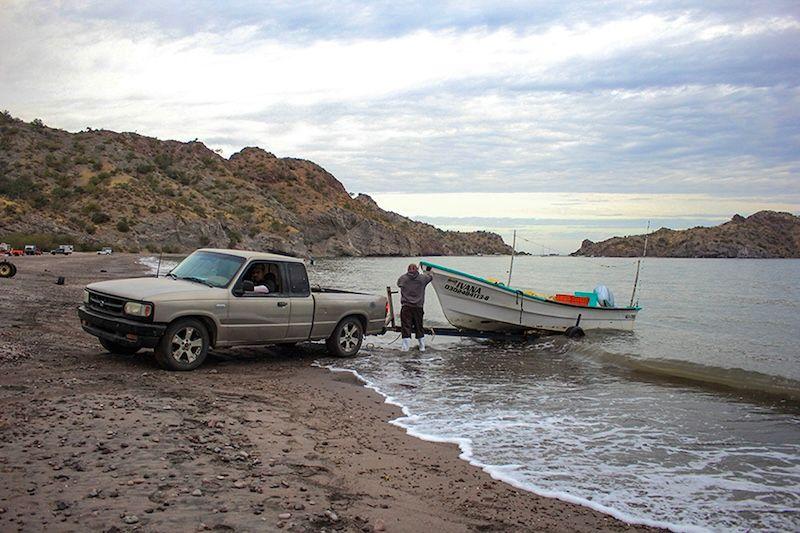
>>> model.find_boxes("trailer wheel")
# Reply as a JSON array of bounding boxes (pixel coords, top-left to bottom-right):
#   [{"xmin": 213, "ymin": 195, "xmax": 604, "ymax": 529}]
[
  {"xmin": 0, "ymin": 261, "xmax": 16, "ymax": 278},
  {"xmin": 154, "ymin": 318, "xmax": 209, "ymax": 371},
  {"xmin": 565, "ymin": 326, "xmax": 585, "ymax": 339},
  {"xmin": 99, "ymin": 337, "xmax": 141, "ymax": 355},
  {"xmin": 326, "ymin": 316, "xmax": 364, "ymax": 357}
]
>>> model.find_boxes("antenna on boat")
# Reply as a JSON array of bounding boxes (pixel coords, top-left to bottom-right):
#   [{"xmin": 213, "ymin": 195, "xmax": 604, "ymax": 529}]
[
  {"xmin": 156, "ymin": 248, "xmax": 164, "ymax": 278},
  {"xmin": 507, "ymin": 229, "xmax": 516, "ymax": 286},
  {"xmin": 629, "ymin": 221, "xmax": 650, "ymax": 307}
]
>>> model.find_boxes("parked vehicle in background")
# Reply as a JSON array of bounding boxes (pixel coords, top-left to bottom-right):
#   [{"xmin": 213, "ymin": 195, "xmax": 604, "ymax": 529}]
[
  {"xmin": 24, "ymin": 245, "xmax": 42, "ymax": 255},
  {"xmin": 8, "ymin": 249, "xmax": 24, "ymax": 256},
  {"xmin": 0, "ymin": 243, "xmax": 9, "ymax": 254},
  {"xmin": 78, "ymin": 249, "xmax": 388, "ymax": 370},
  {"xmin": 51, "ymin": 244, "xmax": 74, "ymax": 255},
  {"xmin": 97, "ymin": 247, "xmax": 113, "ymax": 255}
]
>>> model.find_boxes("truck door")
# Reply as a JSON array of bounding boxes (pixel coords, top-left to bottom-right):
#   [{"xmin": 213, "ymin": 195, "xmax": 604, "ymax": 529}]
[
  {"xmin": 227, "ymin": 260, "xmax": 291, "ymax": 343},
  {"xmin": 285, "ymin": 262, "xmax": 314, "ymax": 341}
]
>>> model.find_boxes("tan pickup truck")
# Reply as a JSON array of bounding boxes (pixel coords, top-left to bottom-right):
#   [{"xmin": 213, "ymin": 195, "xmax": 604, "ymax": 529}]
[{"xmin": 78, "ymin": 249, "xmax": 388, "ymax": 370}]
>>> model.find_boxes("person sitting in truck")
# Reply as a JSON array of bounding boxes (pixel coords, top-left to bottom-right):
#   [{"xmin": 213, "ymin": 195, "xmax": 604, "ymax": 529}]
[{"xmin": 249, "ymin": 264, "xmax": 271, "ymax": 293}]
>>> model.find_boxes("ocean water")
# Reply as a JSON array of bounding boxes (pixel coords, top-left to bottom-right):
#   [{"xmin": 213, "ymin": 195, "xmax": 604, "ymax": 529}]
[
  {"xmin": 139, "ymin": 255, "xmax": 800, "ymax": 531},
  {"xmin": 310, "ymin": 256, "xmax": 800, "ymax": 532}
]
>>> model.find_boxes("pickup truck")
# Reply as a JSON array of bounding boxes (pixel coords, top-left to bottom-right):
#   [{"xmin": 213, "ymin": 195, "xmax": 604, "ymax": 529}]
[{"xmin": 78, "ymin": 249, "xmax": 388, "ymax": 370}]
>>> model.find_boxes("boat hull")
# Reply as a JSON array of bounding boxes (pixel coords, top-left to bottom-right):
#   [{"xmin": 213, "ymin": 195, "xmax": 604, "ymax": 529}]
[{"xmin": 425, "ymin": 264, "xmax": 639, "ymax": 333}]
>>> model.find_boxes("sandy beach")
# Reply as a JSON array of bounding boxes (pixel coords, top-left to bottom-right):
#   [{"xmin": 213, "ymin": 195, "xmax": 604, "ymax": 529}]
[{"xmin": 0, "ymin": 253, "xmax": 657, "ymax": 532}]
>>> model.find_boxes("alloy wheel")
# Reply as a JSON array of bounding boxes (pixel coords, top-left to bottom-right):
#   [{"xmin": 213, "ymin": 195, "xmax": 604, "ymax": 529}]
[
  {"xmin": 171, "ymin": 327, "xmax": 203, "ymax": 363},
  {"xmin": 338, "ymin": 322, "xmax": 360, "ymax": 353}
]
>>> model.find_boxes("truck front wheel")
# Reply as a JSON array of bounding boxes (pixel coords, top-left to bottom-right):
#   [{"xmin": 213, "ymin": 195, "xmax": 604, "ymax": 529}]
[
  {"xmin": 99, "ymin": 338, "xmax": 140, "ymax": 355},
  {"xmin": 155, "ymin": 319, "xmax": 210, "ymax": 371},
  {"xmin": 326, "ymin": 316, "xmax": 364, "ymax": 357}
]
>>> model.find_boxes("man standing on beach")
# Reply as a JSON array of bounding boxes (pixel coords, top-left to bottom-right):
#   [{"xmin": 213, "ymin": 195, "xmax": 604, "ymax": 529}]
[{"xmin": 397, "ymin": 263, "xmax": 432, "ymax": 352}]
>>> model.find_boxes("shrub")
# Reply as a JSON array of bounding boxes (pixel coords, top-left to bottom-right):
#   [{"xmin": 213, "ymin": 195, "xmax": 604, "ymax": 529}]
[
  {"xmin": 51, "ymin": 186, "xmax": 71, "ymax": 199},
  {"xmin": 116, "ymin": 219, "xmax": 130, "ymax": 233},
  {"xmin": 31, "ymin": 118, "xmax": 44, "ymax": 128},
  {"xmin": 227, "ymin": 229, "xmax": 242, "ymax": 247},
  {"xmin": 55, "ymin": 174, "xmax": 73, "ymax": 188},
  {"xmin": 154, "ymin": 153, "xmax": 173, "ymax": 171},
  {"xmin": 91, "ymin": 212, "xmax": 111, "ymax": 224},
  {"xmin": 0, "ymin": 175, "xmax": 34, "ymax": 198},
  {"xmin": 3, "ymin": 231, "xmax": 75, "ymax": 250},
  {"xmin": 91, "ymin": 160, "xmax": 103, "ymax": 171},
  {"xmin": 31, "ymin": 193, "xmax": 48, "ymax": 208},
  {"xmin": 136, "ymin": 163, "xmax": 155, "ymax": 175}
]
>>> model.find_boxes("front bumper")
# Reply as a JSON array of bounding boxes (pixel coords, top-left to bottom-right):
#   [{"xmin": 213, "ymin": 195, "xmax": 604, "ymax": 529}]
[{"xmin": 78, "ymin": 305, "xmax": 166, "ymax": 348}]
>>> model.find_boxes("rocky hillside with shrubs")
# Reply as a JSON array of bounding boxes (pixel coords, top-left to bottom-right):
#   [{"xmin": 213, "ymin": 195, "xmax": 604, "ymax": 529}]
[
  {"xmin": 0, "ymin": 113, "xmax": 512, "ymax": 256},
  {"xmin": 571, "ymin": 211, "xmax": 800, "ymax": 258}
]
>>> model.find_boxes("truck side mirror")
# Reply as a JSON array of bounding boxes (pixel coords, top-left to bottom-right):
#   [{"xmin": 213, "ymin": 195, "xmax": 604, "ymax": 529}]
[{"xmin": 234, "ymin": 280, "xmax": 255, "ymax": 296}]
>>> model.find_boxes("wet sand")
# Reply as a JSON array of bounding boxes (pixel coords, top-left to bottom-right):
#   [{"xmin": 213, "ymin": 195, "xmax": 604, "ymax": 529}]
[{"xmin": 0, "ymin": 253, "xmax": 658, "ymax": 532}]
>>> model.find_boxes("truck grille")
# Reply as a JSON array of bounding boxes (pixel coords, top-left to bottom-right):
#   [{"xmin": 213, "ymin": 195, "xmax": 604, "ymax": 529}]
[{"xmin": 87, "ymin": 291, "xmax": 125, "ymax": 317}]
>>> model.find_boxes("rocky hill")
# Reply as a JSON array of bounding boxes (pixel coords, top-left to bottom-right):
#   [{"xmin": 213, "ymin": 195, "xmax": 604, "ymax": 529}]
[
  {"xmin": 0, "ymin": 113, "xmax": 512, "ymax": 256},
  {"xmin": 571, "ymin": 211, "xmax": 800, "ymax": 258}
]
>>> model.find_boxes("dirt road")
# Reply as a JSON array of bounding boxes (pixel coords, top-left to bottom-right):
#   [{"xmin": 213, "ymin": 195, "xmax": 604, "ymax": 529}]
[{"xmin": 0, "ymin": 253, "xmax": 653, "ymax": 532}]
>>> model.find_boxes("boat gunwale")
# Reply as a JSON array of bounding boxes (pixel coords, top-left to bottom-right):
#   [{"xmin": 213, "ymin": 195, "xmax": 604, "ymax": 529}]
[{"xmin": 420, "ymin": 260, "xmax": 641, "ymax": 311}]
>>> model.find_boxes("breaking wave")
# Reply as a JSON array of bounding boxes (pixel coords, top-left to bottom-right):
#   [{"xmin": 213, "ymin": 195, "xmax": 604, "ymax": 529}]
[{"xmin": 570, "ymin": 342, "xmax": 800, "ymax": 403}]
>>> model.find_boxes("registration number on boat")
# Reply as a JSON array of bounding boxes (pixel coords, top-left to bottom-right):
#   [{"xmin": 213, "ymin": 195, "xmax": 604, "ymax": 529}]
[{"xmin": 444, "ymin": 278, "xmax": 490, "ymax": 301}]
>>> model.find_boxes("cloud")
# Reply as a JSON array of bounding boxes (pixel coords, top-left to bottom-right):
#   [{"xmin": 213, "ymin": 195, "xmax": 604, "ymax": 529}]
[{"xmin": 0, "ymin": 1, "xmax": 798, "ymax": 199}]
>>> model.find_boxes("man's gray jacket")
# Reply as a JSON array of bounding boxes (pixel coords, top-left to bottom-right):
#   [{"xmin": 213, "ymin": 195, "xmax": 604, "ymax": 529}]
[{"xmin": 397, "ymin": 270, "xmax": 432, "ymax": 307}]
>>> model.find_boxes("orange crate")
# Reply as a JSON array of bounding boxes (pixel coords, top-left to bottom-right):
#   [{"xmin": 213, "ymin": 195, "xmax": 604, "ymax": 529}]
[{"xmin": 553, "ymin": 294, "xmax": 590, "ymax": 306}]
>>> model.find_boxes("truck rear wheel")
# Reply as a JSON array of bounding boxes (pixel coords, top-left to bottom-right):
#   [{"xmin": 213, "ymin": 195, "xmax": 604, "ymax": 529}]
[
  {"xmin": 99, "ymin": 337, "xmax": 140, "ymax": 355},
  {"xmin": 154, "ymin": 319, "xmax": 209, "ymax": 371},
  {"xmin": 326, "ymin": 316, "xmax": 364, "ymax": 357}
]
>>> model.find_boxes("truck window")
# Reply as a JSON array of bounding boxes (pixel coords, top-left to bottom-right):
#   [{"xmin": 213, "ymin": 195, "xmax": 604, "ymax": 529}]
[{"xmin": 288, "ymin": 263, "xmax": 310, "ymax": 296}]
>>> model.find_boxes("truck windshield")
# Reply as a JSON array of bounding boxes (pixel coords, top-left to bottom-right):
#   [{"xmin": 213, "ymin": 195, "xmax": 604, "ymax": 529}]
[{"xmin": 169, "ymin": 251, "xmax": 245, "ymax": 288}]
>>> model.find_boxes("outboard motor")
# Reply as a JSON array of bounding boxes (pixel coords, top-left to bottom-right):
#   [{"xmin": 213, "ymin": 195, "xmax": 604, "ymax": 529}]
[{"xmin": 594, "ymin": 285, "xmax": 615, "ymax": 307}]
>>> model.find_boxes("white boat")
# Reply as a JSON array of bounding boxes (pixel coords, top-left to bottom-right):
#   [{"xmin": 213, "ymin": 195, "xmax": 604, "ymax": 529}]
[{"xmin": 421, "ymin": 261, "xmax": 640, "ymax": 334}]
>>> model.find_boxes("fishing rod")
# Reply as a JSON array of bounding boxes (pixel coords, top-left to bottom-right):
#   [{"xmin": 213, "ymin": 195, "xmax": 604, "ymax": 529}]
[
  {"xmin": 629, "ymin": 221, "xmax": 650, "ymax": 307},
  {"xmin": 507, "ymin": 229, "xmax": 516, "ymax": 286}
]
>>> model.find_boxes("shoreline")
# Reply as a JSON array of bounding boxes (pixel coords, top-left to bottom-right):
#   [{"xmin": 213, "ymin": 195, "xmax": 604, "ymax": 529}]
[
  {"xmin": 317, "ymin": 363, "xmax": 690, "ymax": 533},
  {"xmin": 0, "ymin": 253, "xmax": 661, "ymax": 531}
]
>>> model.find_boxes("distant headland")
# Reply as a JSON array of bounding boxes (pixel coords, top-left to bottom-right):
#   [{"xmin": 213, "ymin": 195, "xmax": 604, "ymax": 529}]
[{"xmin": 572, "ymin": 211, "xmax": 800, "ymax": 258}]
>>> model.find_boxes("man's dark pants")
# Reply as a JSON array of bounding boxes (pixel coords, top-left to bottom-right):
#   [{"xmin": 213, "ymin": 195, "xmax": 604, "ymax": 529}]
[{"xmin": 400, "ymin": 305, "xmax": 425, "ymax": 339}]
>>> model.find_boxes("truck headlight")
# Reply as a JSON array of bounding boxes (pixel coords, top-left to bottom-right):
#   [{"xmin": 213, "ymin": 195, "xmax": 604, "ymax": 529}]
[
  {"xmin": 124, "ymin": 302, "xmax": 153, "ymax": 318},
  {"xmin": 83, "ymin": 290, "xmax": 90, "ymax": 304}
]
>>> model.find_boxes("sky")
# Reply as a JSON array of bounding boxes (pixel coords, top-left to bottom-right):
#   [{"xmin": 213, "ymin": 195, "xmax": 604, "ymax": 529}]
[{"xmin": 1, "ymin": 1, "xmax": 799, "ymax": 252}]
